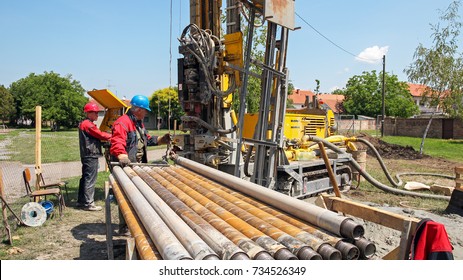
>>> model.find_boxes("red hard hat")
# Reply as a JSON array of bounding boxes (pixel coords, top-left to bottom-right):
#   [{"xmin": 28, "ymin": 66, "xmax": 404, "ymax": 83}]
[{"xmin": 84, "ymin": 102, "xmax": 99, "ymax": 112}]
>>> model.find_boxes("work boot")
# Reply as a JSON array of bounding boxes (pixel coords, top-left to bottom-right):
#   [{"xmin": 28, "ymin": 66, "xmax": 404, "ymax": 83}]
[{"xmin": 83, "ymin": 204, "xmax": 102, "ymax": 211}]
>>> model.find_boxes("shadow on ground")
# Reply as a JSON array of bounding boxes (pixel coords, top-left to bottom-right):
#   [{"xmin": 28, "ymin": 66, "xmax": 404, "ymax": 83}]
[{"xmin": 71, "ymin": 222, "xmax": 127, "ymax": 260}]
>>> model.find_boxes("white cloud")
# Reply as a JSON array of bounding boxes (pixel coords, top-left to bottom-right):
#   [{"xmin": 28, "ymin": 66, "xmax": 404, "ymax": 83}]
[{"xmin": 356, "ymin": 46, "xmax": 389, "ymax": 64}]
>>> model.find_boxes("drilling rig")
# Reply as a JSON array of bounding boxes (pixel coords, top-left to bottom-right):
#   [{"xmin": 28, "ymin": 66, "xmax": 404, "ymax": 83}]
[{"xmin": 175, "ymin": 0, "xmax": 352, "ymax": 198}]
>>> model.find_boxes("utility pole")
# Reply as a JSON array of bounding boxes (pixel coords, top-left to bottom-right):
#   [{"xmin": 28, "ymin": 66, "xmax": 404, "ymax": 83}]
[{"xmin": 381, "ymin": 55, "xmax": 386, "ymax": 137}]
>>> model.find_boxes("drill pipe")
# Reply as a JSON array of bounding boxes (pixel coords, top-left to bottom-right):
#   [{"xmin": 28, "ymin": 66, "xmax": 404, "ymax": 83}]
[
  {"xmin": 146, "ymin": 166, "xmax": 295, "ymax": 260},
  {"xmin": 141, "ymin": 166, "xmax": 274, "ymax": 260},
  {"xmin": 353, "ymin": 237, "xmax": 377, "ymax": 259},
  {"xmin": 134, "ymin": 166, "xmax": 250, "ymax": 260},
  {"xmin": 112, "ymin": 166, "xmax": 192, "ymax": 260},
  {"xmin": 163, "ymin": 167, "xmax": 326, "ymax": 260},
  {"xmin": 173, "ymin": 155, "xmax": 364, "ymax": 240},
  {"xmin": 109, "ymin": 175, "xmax": 161, "ymax": 260},
  {"xmin": 176, "ymin": 166, "xmax": 360, "ymax": 260},
  {"xmin": 122, "ymin": 167, "xmax": 219, "ymax": 260}
]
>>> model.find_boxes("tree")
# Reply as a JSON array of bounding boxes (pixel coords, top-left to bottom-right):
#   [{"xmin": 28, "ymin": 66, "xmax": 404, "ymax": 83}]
[
  {"xmin": 338, "ymin": 71, "xmax": 419, "ymax": 118},
  {"xmin": 0, "ymin": 85, "xmax": 16, "ymax": 125},
  {"xmin": 149, "ymin": 87, "xmax": 184, "ymax": 130},
  {"xmin": 9, "ymin": 71, "xmax": 87, "ymax": 128},
  {"xmin": 405, "ymin": 0, "xmax": 463, "ymax": 153}
]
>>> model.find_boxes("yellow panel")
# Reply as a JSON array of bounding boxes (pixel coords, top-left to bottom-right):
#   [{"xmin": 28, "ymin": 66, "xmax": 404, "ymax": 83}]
[{"xmin": 87, "ymin": 89, "xmax": 128, "ymax": 109}]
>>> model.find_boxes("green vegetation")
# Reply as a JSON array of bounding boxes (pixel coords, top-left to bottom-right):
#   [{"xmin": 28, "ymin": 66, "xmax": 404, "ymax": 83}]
[{"xmin": 381, "ymin": 135, "xmax": 463, "ymax": 162}]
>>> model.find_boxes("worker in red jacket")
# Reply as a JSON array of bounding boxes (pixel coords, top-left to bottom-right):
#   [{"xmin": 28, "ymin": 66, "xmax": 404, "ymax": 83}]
[
  {"xmin": 78, "ymin": 102, "xmax": 112, "ymax": 211},
  {"xmin": 110, "ymin": 95, "xmax": 170, "ymax": 166}
]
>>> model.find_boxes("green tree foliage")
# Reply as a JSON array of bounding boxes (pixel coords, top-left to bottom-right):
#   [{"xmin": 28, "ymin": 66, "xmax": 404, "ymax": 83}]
[
  {"xmin": 338, "ymin": 70, "xmax": 419, "ymax": 118},
  {"xmin": 0, "ymin": 85, "xmax": 16, "ymax": 125},
  {"xmin": 405, "ymin": 1, "xmax": 463, "ymax": 119},
  {"xmin": 149, "ymin": 87, "xmax": 184, "ymax": 129},
  {"xmin": 9, "ymin": 71, "xmax": 87, "ymax": 128}
]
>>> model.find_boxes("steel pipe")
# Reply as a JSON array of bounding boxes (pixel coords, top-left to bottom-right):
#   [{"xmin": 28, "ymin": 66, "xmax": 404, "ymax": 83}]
[
  {"xmin": 142, "ymin": 167, "xmax": 274, "ymax": 260},
  {"xmin": 148, "ymin": 166, "xmax": 296, "ymax": 260},
  {"xmin": 177, "ymin": 166, "xmax": 360, "ymax": 260},
  {"xmin": 173, "ymin": 155, "xmax": 365, "ymax": 240},
  {"xmin": 166, "ymin": 166, "xmax": 328, "ymax": 260},
  {"xmin": 112, "ymin": 166, "xmax": 192, "ymax": 260},
  {"xmin": 134, "ymin": 166, "xmax": 249, "ymax": 260},
  {"xmin": 109, "ymin": 175, "xmax": 161, "ymax": 260},
  {"xmin": 353, "ymin": 237, "xmax": 377, "ymax": 259},
  {"xmin": 122, "ymin": 167, "xmax": 219, "ymax": 260}
]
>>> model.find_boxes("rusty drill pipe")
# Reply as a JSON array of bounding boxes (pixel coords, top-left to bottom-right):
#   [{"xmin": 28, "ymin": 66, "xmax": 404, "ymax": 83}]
[
  {"xmin": 172, "ymin": 166, "xmax": 341, "ymax": 260},
  {"xmin": 109, "ymin": 175, "xmax": 161, "ymax": 260},
  {"xmin": 123, "ymin": 167, "xmax": 219, "ymax": 260},
  {"xmin": 147, "ymin": 167, "xmax": 296, "ymax": 260},
  {"xmin": 353, "ymin": 237, "xmax": 377, "ymax": 259},
  {"xmin": 154, "ymin": 166, "xmax": 299, "ymax": 260},
  {"xmin": 112, "ymin": 166, "xmax": 192, "ymax": 260},
  {"xmin": 176, "ymin": 166, "xmax": 360, "ymax": 260},
  {"xmin": 142, "ymin": 167, "xmax": 273, "ymax": 260},
  {"xmin": 173, "ymin": 155, "xmax": 364, "ymax": 240},
  {"xmin": 164, "ymin": 167, "xmax": 325, "ymax": 260},
  {"xmin": 134, "ymin": 166, "xmax": 250, "ymax": 260}
]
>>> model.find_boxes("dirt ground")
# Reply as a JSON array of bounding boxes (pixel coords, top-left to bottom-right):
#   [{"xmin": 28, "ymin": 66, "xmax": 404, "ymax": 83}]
[{"xmin": 1, "ymin": 141, "xmax": 463, "ymax": 260}]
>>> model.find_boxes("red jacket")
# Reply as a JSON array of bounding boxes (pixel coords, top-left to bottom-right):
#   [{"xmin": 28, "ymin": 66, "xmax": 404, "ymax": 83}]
[
  {"xmin": 78, "ymin": 119, "xmax": 111, "ymax": 158},
  {"xmin": 110, "ymin": 111, "xmax": 158, "ymax": 163}
]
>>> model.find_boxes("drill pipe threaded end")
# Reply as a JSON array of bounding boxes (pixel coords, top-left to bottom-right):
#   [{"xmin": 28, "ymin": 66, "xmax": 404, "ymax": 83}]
[
  {"xmin": 340, "ymin": 218, "xmax": 365, "ymax": 240},
  {"xmin": 317, "ymin": 244, "xmax": 342, "ymax": 260},
  {"xmin": 297, "ymin": 246, "xmax": 322, "ymax": 260},
  {"xmin": 335, "ymin": 241, "xmax": 360, "ymax": 260}
]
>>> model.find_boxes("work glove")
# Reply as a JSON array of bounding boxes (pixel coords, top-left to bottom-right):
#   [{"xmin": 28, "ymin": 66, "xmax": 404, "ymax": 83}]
[
  {"xmin": 117, "ymin": 154, "xmax": 131, "ymax": 167},
  {"xmin": 157, "ymin": 133, "xmax": 172, "ymax": 145}
]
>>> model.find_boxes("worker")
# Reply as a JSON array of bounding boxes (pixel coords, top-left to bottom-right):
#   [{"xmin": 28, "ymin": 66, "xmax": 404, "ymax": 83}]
[
  {"xmin": 77, "ymin": 102, "xmax": 112, "ymax": 211},
  {"xmin": 109, "ymin": 94, "xmax": 170, "ymax": 236},
  {"xmin": 110, "ymin": 94, "xmax": 171, "ymax": 166}
]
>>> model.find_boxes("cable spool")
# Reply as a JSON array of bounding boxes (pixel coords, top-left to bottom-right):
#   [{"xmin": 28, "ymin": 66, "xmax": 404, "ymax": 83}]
[{"xmin": 21, "ymin": 202, "xmax": 47, "ymax": 227}]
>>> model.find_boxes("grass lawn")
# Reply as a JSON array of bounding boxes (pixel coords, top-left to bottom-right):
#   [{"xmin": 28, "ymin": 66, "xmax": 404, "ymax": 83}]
[{"xmin": 381, "ymin": 135, "xmax": 463, "ymax": 162}]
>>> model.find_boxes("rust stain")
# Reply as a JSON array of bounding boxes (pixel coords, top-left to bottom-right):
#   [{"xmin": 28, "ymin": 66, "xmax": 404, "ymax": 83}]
[{"xmin": 272, "ymin": 0, "xmax": 288, "ymax": 17}]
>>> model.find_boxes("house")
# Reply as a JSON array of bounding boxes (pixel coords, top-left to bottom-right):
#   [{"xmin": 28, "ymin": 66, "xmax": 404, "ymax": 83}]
[
  {"xmin": 288, "ymin": 89, "xmax": 344, "ymax": 115},
  {"xmin": 407, "ymin": 83, "xmax": 444, "ymax": 116}
]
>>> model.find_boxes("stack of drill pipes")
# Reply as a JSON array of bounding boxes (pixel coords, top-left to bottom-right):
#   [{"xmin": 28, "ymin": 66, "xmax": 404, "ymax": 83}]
[
  {"xmin": 159, "ymin": 166, "xmax": 328, "ymax": 260},
  {"xmin": 175, "ymin": 166, "xmax": 362, "ymax": 260},
  {"xmin": 140, "ymin": 167, "xmax": 274, "ymax": 261},
  {"xmin": 112, "ymin": 166, "xmax": 192, "ymax": 260},
  {"xmin": 109, "ymin": 174, "xmax": 161, "ymax": 260},
  {"xmin": 144, "ymin": 167, "xmax": 296, "ymax": 260},
  {"xmin": 133, "ymin": 166, "xmax": 250, "ymax": 260},
  {"xmin": 169, "ymin": 166, "xmax": 346, "ymax": 260},
  {"xmin": 122, "ymin": 166, "xmax": 219, "ymax": 260},
  {"xmin": 140, "ymin": 166, "xmax": 274, "ymax": 260},
  {"xmin": 174, "ymin": 155, "xmax": 364, "ymax": 240}
]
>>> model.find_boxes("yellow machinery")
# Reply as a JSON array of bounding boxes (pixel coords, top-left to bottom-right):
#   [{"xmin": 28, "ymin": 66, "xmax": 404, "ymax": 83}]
[{"xmin": 86, "ymin": 89, "xmax": 128, "ymax": 134}]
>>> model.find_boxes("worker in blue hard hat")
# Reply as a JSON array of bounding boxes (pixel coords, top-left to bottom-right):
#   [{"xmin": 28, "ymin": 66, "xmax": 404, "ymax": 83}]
[{"xmin": 110, "ymin": 95, "xmax": 171, "ymax": 166}]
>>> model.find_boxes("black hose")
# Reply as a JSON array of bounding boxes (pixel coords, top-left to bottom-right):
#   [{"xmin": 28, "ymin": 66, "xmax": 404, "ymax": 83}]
[{"xmin": 308, "ymin": 136, "xmax": 450, "ymax": 201}]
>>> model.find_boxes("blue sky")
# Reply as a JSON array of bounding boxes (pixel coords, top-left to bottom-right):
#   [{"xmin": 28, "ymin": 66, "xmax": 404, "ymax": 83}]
[{"xmin": 0, "ymin": 0, "xmax": 460, "ymax": 100}]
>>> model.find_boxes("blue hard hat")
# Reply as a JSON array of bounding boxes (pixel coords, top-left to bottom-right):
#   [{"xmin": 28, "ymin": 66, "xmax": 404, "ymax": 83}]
[{"xmin": 130, "ymin": 95, "xmax": 151, "ymax": 112}]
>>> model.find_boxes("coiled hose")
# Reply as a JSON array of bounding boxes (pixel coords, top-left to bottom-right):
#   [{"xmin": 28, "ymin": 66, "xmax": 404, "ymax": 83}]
[
  {"xmin": 355, "ymin": 137, "xmax": 455, "ymax": 187},
  {"xmin": 308, "ymin": 136, "xmax": 451, "ymax": 201}
]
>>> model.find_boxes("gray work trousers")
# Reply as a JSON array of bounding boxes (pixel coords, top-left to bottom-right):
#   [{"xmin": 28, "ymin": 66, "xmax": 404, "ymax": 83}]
[{"xmin": 78, "ymin": 157, "xmax": 99, "ymax": 206}]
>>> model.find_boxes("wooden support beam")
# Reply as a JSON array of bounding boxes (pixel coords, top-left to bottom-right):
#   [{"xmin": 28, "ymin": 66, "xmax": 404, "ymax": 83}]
[{"xmin": 322, "ymin": 196, "xmax": 419, "ymax": 232}]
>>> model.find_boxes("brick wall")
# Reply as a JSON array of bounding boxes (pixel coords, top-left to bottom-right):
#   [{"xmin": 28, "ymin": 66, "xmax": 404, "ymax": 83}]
[{"xmin": 384, "ymin": 117, "xmax": 463, "ymax": 139}]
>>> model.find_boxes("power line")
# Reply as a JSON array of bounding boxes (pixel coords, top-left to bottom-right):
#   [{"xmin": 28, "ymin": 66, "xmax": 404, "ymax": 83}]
[{"xmin": 295, "ymin": 12, "xmax": 379, "ymax": 63}]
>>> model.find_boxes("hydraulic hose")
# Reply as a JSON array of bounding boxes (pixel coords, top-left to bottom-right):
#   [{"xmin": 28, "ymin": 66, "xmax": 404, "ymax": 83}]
[
  {"xmin": 354, "ymin": 137, "xmax": 455, "ymax": 188},
  {"xmin": 308, "ymin": 136, "xmax": 451, "ymax": 201}
]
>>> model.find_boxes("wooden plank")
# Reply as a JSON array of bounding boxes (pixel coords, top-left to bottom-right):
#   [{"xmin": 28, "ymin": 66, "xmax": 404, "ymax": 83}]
[
  {"xmin": 0, "ymin": 168, "xmax": 13, "ymax": 245},
  {"xmin": 382, "ymin": 246, "xmax": 400, "ymax": 260},
  {"xmin": 398, "ymin": 220, "xmax": 413, "ymax": 260},
  {"xmin": 35, "ymin": 106, "xmax": 42, "ymax": 190},
  {"xmin": 105, "ymin": 181, "xmax": 114, "ymax": 260},
  {"xmin": 323, "ymin": 196, "xmax": 419, "ymax": 231}
]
